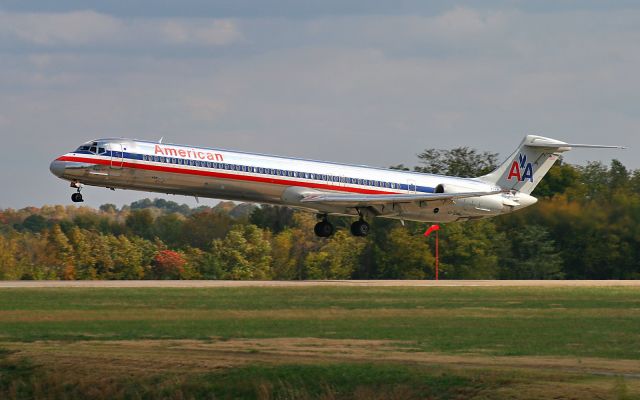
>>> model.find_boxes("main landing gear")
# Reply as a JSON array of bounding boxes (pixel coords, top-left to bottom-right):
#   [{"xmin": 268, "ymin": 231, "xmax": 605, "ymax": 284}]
[
  {"xmin": 313, "ymin": 215, "xmax": 371, "ymax": 238},
  {"xmin": 350, "ymin": 219, "xmax": 370, "ymax": 237},
  {"xmin": 70, "ymin": 182, "xmax": 84, "ymax": 203},
  {"xmin": 314, "ymin": 216, "xmax": 334, "ymax": 238}
]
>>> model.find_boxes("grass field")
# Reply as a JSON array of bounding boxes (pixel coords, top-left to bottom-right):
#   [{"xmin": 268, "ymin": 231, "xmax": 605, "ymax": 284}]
[{"xmin": 1, "ymin": 285, "xmax": 639, "ymax": 399}]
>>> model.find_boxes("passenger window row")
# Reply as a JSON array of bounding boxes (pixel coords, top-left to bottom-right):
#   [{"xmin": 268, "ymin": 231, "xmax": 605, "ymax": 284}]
[{"xmin": 142, "ymin": 154, "xmax": 400, "ymax": 189}]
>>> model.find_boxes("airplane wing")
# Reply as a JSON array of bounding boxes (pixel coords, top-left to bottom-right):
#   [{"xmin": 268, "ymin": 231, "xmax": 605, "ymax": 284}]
[{"xmin": 300, "ymin": 190, "xmax": 503, "ymax": 207}]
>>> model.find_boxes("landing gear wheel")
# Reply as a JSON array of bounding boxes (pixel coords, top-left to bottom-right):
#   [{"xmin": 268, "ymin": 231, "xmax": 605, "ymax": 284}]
[
  {"xmin": 314, "ymin": 220, "xmax": 334, "ymax": 237},
  {"xmin": 71, "ymin": 192, "xmax": 84, "ymax": 203},
  {"xmin": 350, "ymin": 220, "xmax": 370, "ymax": 237}
]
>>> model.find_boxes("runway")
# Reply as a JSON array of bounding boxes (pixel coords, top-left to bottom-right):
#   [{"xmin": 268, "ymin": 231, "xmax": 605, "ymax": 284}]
[{"xmin": 0, "ymin": 280, "xmax": 639, "ymax": 288}]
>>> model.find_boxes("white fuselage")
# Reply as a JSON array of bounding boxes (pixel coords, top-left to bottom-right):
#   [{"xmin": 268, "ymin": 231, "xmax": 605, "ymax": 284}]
[{"xmin": 50, "ymin": 138, "xmax": 532, "ymax": 223}]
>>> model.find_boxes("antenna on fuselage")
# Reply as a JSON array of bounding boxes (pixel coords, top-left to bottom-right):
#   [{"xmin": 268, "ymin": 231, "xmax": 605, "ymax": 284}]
[{"xmin": 158, "ymin": 137, "xmax": 164, "ymax": 143}]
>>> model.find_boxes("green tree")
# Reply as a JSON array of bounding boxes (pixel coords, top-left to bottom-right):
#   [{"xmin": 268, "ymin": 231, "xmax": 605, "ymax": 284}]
[
  {"xmin": 20, "ymin": 214, "xmax": 48, "ymax": 233},
  {"xmin": 46, "ymin": 225, "xmax": 75, "ymax": 279},
  {"xmin": 500, "ymin": 225, "xmax": 564, "ymax": 279},
  {"xmin": 578, "ymin": 161, "xmax": 610, "ymax": 200},
  {"xmin": 91, "ymin": 233, "xmax": 115, "ymax": 278},
  {"xmin": 0, "ymin": 235, "xmax": 18, "ymax": 279},
  {"xmin": 211, "ymin": 224, "xmax": 272, "ymax": 279},
  {"xmin": 68, "ymin": 227, "xmax": 96, "ymax": 279},
  {"xmin": 374, "ymin": 226, "xmax": 435, "ymax": 279},
  {"xmin": 305, "ymin": 231, "xmax": 365, "ymax": 279},
  {"xmin": 270, "ymin": 229, "xmax": 298, "ymax": 279},
  {"xmin": 440, "ymin": 221, "xmax": 505, "ymax": 279},
  {"xmin": 532, "ymin": 160, "xmax": 580, "ymax": 199},
  {"xmin": 154, "ymin": 213, "xmax": 185, "ymax": 248},
  {"xmin": 414, "ymin": 147, "xmax": 498, "ymax": 177},
  {"xmin": 109, "ymin": 235, "xmax": 145, "ymax": 279},
  {"xmin": 250, "ymin": 205, "xmax": 295, "ymax": 233},
  {"xmin": 180, "ymin": 211, "xmax": 233, "ymax": 249},
  {"xmin": 125, "ymin": 209, "xmax": 156, "ymax": 240},
  {"xmin": 183, "ymin": 247, "xmax": 217, "ymax": 279}
]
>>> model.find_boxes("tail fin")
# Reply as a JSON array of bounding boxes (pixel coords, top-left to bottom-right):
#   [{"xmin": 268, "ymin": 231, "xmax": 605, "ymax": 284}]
[{"xmin": 478, "ymin": 135, "xmax": 625, "ymax": 194}]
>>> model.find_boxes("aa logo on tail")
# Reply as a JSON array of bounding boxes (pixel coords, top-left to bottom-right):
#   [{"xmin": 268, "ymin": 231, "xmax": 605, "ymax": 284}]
[{"xmin": 507, "ymin": 154, "xmax": 534, "ymax": 182}]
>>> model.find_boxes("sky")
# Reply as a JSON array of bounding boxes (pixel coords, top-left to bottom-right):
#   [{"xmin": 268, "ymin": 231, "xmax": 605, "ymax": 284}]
[{"xmin": 0, "ymin": 1, "xmax": 638, "ymax": 209}]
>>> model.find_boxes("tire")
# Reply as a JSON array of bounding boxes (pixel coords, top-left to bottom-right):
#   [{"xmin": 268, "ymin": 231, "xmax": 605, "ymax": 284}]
[
  {"xmin": 350, "ymin": 220, "xmax": 370, "ymax": 237},
  {"xmin": 314, "ymin": 221, "xmax": 334, "ymax": 237}
]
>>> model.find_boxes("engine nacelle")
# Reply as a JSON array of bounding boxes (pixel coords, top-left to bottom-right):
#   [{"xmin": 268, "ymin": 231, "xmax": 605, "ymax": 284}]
[
  {"xmin": 435, "ymin": 183, "xmax": 478, "ymax": 194},
  {"xmin": 436, "ymin": 183, "xmax": 504, "ymax": 214},
  {"xmin": 456, "ymin": 195, "xmax": 504, "ymax": 214}
]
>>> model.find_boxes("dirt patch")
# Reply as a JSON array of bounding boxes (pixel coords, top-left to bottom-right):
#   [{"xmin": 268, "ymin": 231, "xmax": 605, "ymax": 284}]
[
  {"xmin": 3, "ymin": 338, "xmax": 640, "ymax": 380},
  {"xmin": 2, "ymin": 307, "xmax": 640, "ymax": 323}
]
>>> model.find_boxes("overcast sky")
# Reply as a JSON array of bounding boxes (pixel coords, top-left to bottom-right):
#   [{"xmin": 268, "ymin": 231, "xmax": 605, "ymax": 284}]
[{"xmin": 0, "ymin": 1, "xmax": 637, "ymax": 209}]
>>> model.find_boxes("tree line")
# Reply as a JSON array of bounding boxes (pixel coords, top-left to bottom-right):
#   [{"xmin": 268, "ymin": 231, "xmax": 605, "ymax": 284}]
[{"xmin": 1, "ymin": 149, "xmax": 639, "ymax": 280}]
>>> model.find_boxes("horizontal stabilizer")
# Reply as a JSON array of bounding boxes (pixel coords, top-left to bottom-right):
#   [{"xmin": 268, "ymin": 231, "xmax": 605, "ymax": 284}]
[
  {"xmin": 552, "ymin": 143, "xmax": 626, "ymax": 149},
  {"xmin": 524, "ymin": 136, "xmax": 626, "ymax": 150}
]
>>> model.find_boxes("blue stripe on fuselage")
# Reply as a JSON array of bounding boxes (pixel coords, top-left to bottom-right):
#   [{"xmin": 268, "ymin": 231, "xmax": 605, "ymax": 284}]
[{"xmin": 80, "ymin": 151, "xmax": 436, "ymax": 194}]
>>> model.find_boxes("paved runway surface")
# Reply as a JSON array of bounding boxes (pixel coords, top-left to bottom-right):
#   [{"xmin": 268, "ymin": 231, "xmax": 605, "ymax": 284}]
[{"xmin": 1, "ymin": 280, "xmax": 639, "ymax": 288}]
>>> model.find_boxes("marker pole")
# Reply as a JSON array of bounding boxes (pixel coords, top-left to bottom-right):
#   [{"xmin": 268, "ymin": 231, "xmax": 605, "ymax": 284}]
[{"xmin": 435, "ymin": 230, "xmax": 439, "ymax": 281}]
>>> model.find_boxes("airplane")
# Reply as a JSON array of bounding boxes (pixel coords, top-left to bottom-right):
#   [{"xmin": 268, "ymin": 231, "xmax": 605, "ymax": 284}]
[{"xmin": 50, "ymin": 135, "xmax": 624, "ymax": 237}]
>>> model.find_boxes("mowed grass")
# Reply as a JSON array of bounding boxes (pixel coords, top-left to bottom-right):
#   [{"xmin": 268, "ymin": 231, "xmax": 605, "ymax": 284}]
[
  {"xmin": 1, "ymin": 286, "xmax": 639, "ymax": 359},
  {"xmin": 0, "ymin": 355, "xmax": 484, "ymax": 400}
]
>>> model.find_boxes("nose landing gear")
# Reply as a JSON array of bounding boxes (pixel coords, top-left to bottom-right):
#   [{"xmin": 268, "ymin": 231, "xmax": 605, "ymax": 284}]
[
  {"xmin": 70, "ymin": 182, "xmax": 84, "ymax": 203},
  {"xmin": 71, "ymin": 192, "xmax": 83, "ymax": 202}
]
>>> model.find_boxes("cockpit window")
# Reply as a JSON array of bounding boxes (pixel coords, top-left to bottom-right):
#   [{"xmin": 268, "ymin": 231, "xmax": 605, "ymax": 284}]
[{"xmin": 75, "ymin": 141, "xmax": 105, "ymax": 154}]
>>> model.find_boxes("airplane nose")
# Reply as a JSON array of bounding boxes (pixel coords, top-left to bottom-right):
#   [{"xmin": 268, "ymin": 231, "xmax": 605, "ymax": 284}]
[{"xmin": 49, "ymin": 160, "xmax": 66, "ymax": 178}]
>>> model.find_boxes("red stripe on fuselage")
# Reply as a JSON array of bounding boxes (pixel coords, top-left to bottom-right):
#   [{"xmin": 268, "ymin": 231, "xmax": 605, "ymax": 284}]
[{"xmin": 58, "ymin": 155, "xmax": 401, "ymax": 195}]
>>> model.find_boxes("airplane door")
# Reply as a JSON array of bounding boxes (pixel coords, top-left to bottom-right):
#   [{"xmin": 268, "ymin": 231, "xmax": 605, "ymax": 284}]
[
  {"xmin": 407, "ymin": 179, "xmax": 416, "ymax": 194},
  {"xmin": 110, "ymin": 143, "xmax": 124, "ymax": 169}
]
